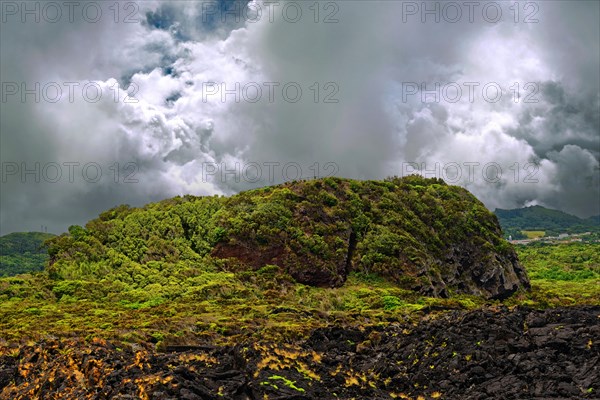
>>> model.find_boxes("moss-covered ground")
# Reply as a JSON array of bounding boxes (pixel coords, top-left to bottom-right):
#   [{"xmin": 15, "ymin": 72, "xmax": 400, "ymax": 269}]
[{"xmin": 1, "ymin": 242, "xmax": 598, "ymax": 348}]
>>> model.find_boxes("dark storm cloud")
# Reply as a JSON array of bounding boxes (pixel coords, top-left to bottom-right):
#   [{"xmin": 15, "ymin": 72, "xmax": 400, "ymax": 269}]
[{"xmin": 511, "ymin": 81, "xmax": 600, "ymax": 159}]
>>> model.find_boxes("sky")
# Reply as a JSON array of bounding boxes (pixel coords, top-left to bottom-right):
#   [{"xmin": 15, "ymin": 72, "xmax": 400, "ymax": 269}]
[{"xmin": 0, "ymin": 0, "xmax": 599, "ymax": 235}]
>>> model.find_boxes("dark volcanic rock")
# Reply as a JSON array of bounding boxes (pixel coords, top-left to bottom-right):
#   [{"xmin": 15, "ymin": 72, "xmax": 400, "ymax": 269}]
[
  {"xmin": 440, "ymin": 242, "xmax": 529, "ymax": 300},
  {"xmin": 2, "ymin": 306, "xmax": 598, "ymax": 400}
]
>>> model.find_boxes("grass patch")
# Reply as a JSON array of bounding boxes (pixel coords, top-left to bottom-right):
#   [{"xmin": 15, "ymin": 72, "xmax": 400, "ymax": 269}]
[
  {"xmin": 516, "ymin": 242, "xmax": 600, "ymax": 282},
  {"xmin": 521, "ymin": 230, "xmax": 545, "ymax": 239}
]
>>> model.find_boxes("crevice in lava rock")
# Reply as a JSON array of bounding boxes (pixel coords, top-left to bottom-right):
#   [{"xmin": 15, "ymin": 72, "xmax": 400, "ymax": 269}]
[{"xmin": 345, "ymin": 230, "xmax": 357, "ymax": 278}]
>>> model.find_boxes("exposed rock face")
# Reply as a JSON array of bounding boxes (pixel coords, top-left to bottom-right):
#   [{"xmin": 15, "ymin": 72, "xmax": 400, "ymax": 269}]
[
  {"xmin": 211, "ymin": 198, "xmax": 352, "ymax": 287},
  {"xmin": 210, "ymin": 177, "xmax": 529, "ymax": 299},
  {"xmin": 2, "ymin": 306, "xmax": 598, "ymax": 399},
  {"xmin": 437, "ymin": 242, "xmax": 529, "ymax": 300}
]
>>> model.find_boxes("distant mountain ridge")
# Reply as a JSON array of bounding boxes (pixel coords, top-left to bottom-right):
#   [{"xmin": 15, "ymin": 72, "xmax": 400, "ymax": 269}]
[
  {"xmin": 587, "ymin": 215, "xmax": 600, "ymax": 225},
  {"xmin": 494, "ymin": 205, "xmax": 600, "ymax": 238}
]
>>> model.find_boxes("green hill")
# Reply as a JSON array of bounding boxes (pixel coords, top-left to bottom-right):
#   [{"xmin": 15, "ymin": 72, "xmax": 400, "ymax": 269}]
[
  {"xmin": 46, "ymin": 176, "xmax": 529, "ymax": 300},
  {"xmin": 0, "ymin": 232, "xmax": 55, "ymax": 277},
  {"xmin": 494, "ymin": 205, "xmax": 600, "ymax": 238},
  {"xmin": 587, "ymin": 215, "xmax": 600, "ymax": 225}
]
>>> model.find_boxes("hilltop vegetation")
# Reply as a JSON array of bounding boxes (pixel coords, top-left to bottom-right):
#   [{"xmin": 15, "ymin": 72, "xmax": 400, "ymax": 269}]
[
  {"xmin": 45, "ymin": 176, "xmax": 528, "ymax": 300},
  {"xmin": 0, "ymin": 232, "xmax": 55, "ymax": 277}
]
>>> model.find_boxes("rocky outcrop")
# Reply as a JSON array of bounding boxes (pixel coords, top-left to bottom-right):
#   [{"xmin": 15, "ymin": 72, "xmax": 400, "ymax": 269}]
[
  {"xmin": 48, "ymin": 176, "xmax": 530, "ymax": 299},
  {"xmin": 435, "ymin": 242, "xmax": 529, "ymax": 299},
  {"xmin": 2, "ymin": 306, "xmax": 598, "ymax": 399},
  {"xmin": 210, "ymin": 177, "xmax": 529, "ymax": 299}
]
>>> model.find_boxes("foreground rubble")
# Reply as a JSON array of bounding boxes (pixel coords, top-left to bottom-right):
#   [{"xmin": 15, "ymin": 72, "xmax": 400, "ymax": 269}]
[{"xmin": 1, "ymin": 306, "xmax": 598, "ymax": 400}]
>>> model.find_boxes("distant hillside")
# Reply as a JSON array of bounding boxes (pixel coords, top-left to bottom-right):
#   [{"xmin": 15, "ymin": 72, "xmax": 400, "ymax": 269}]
[
  {"xmin": 494, "ymin": 205, "xmax": 600, "ymax": 238},
  {"xmin": 587, "ymin": 215, "xmax": 600, "ymax": 225},
  {"xmin": 46, "ymin": 176, "xmax": 529, "ymax": 299},
  {"xmin": 0, "ymin": 232, "xmax": 55, "ymax": 276}
]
